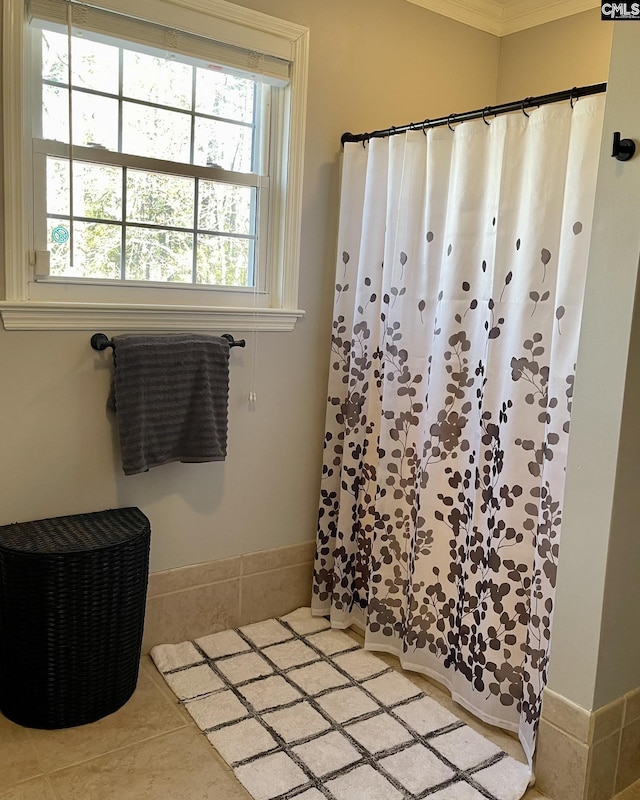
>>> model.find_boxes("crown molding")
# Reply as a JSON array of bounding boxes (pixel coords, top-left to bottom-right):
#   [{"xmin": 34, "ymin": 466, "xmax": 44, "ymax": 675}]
[
  {"xmin": 405, "ymin": 0, "xmax": 600, "ymax": 36},
  {"xmin": 406, "ymin": 0, "xmax": 504, "ymax": 35},
  {"xmin": 502, "ymin": 0, "xmax": 601, "ymax": 34}
]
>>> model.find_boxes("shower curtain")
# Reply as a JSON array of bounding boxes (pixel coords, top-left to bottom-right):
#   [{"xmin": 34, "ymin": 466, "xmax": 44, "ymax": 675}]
[{"xmin": 312, "ymin": 95, "xmax": 605, "ymax": 761}]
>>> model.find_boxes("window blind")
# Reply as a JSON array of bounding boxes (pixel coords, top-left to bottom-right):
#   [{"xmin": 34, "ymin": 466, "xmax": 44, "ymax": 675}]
[{"xmin": 29, "ymin": 0, "xmax": 291, "ymax": 84}]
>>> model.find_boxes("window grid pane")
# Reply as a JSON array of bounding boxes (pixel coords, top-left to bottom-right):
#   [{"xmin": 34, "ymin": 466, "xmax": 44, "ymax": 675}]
[
  {"xmin": 195, "ymin": 69, "xmax": 255, "ymax": 123},
  {"xmin": 74, "ymin": 220, "xmax": 122, "ymax": 280},
  {"xmin": 196, "ymin": 234, "xmax": 251, "ymax": 286},
  {"xmin": 39, "ymin": 23, "xmax": 262, "ymax": 288},
  {"xmin": 125, "ymin": 227, "xmax": 193, "ymax": 283},
  {"xmin": 47, "ymin": 217, "xmax": 71, "ymax": 275},
  {"xmin": 122, "ymin": 50, "xmax": 192, "ymax": 110},
  {"xmin": 46, "ymin": 166, "xmax": 256, "ymax": 286},
  {"xmin": 73, "ymin": 161, "xmax": 122, "ymax": 221},
  {"xmin": 41, "ymin": 30, "xmax": 258, "ymax": 173},
  {"xmin": 126, "ymin": 169, "xmax": 195, "ymax": 228}
]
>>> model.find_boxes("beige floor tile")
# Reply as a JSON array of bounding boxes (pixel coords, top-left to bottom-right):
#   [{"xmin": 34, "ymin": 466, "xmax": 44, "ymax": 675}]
[
  {"xmin": 140, "ymin": 655, "xmax": 193, "ymax": 725},
  {"xmin": 0, "ymin": 714, "xmax": 42, "ymax": 791},
  {"xmin": 0, "ymin": 777, "xmax": 56, "ymax": 800},
  {"xmin": 26, "ymin": 669, "xmax": 186, "ymax": 772},
  {"xmin": 47, "ymin": 727, "xmax": 252, "ymax": 800}
]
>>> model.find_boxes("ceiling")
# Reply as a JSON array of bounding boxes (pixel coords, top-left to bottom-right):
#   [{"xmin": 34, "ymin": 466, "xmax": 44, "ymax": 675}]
[{"xmin": 405, "ymin": 0, "xmax": 600, "ymax": 36}]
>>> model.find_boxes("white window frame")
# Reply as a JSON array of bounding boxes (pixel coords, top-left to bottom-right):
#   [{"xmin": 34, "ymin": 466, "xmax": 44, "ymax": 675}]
[{"xmin": 1, "ymin": 0, "xmax": 309, "ymax": 331}]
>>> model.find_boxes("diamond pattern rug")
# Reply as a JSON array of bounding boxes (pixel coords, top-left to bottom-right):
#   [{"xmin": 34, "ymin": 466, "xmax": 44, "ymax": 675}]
[{"xmin": 150, "ymin": 608, "xmax": 531, "ymax": 800}]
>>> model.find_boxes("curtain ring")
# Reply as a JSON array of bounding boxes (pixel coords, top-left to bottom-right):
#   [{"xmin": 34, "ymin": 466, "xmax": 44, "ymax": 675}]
[
  {"xmin": 570, "ymin": 87, "xmax": 577, "ymax": 108},
  {"xmin": 521, "ymin": 99, "xmax": 530, "ymax": 118},
  {"xmin": 482, "ymin": 107, "xmax": 491, "ymax": 126},
  {"xmin": 447, "ymin": 114, "xmax": 456, "ymax": 132},
  {"xmin": 422, "ymin": 119, "xmax": 430, "ymax": 136},
  {"xmin": 362, "ymin": 135, "xmax": 368, "ymax": 149}
]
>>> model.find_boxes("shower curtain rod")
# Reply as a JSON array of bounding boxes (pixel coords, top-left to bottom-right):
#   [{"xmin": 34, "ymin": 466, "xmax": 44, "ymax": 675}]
[{"xmin": 341, "ymin": 82, "xmax": 607, "ymax": 146}]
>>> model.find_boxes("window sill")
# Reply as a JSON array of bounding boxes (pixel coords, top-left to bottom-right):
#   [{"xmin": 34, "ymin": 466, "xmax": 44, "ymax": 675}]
[{"xmin": 0, "ymin": 301, "xmax": 305, "ymax": 331}]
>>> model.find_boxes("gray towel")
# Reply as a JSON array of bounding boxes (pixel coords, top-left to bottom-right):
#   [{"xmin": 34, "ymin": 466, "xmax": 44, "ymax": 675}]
[{"xmin": 109, "ymin": 333, "xmax": 230, "ymax": 475}]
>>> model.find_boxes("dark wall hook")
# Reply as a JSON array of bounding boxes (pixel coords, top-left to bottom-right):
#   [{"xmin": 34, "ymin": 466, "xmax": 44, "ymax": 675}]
[
  {"xmin": 612, "ymin": 131, "xmax": 636, "ymax": 162},
  {"xmin": 221, "ymin": 334, "xmax": 246, "ymax": 348},
  {"xmin": 90, "ymin": 333, "xmax": 113, "ymax": 351}
]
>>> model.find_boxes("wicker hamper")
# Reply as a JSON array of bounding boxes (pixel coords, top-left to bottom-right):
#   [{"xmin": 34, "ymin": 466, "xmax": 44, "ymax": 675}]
[{"xmin": 0, "ymin": 507, "xmax": 150, "ymax": 729}]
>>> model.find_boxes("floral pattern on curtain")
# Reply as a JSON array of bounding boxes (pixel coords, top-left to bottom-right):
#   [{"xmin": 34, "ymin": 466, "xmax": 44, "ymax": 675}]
[{"xmin": 313, "ymin": 96, "xmax": 605, "ymax": 761}]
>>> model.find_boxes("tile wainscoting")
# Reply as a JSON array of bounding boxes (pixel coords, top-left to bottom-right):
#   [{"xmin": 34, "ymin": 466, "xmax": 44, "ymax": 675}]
[
  {"xmin": 535, "ymin": 685, "xmax": 640, "ymax": 800},
  {"xmin": 142, "ymin": 540, "xmax": 316, "ymax": 653}
]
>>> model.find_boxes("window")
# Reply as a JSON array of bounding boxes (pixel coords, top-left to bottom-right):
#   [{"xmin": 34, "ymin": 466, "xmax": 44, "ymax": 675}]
[{"xmin": 1, "ymin": 0, "xmax": 308, "ymax": 330}]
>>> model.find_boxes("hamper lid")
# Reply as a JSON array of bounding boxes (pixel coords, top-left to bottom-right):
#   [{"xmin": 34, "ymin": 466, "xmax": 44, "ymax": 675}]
[{"xmin": 0, "ymin": 507, "xmax": 150, "ymax": 553}]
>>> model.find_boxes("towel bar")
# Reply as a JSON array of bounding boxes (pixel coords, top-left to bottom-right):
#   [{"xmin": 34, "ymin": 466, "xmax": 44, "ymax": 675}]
[{"xmin": 90, "ymin": 332, "xmax": 246, "ymax": 351}]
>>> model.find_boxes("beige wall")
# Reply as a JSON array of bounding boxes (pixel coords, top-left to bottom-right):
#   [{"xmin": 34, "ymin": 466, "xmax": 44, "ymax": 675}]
[
  {"xmin": 0, "ymin": 0, "xmax": 500, "ymax": 572},
  {"xmin": 232, "ymin": 0, "xmax": 501, "ymax": 129},
  {"xmin": 497, "ymin": 9, "xmax": 612, "ymax": 103}
]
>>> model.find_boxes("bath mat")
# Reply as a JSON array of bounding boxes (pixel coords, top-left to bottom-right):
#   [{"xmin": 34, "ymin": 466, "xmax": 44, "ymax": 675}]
[{"xmin": 150, "ymin": 608, "xmax": 531, "ymax": 800}]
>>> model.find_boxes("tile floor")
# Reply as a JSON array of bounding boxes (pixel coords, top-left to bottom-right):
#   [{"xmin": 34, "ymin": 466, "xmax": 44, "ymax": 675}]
[{"xmin": 0, "ymin": 629, "xmax": 631, "ymax": 800}]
